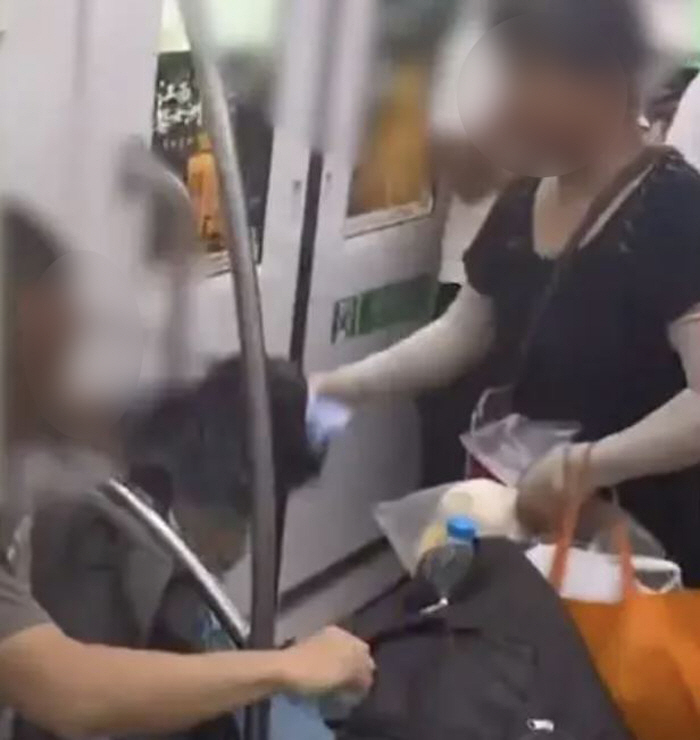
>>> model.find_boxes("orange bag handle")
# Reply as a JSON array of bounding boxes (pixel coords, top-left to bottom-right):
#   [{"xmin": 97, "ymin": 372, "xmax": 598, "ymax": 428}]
[{"xmin": 549, "ymin": 445, "xmax": 637, "ymax": 599}]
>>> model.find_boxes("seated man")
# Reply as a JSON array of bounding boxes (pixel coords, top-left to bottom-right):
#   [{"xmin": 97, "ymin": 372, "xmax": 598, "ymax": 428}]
[
  {"xmin": 24, "ymin": 356, "xmax": 332, "ymax": 740},
  {"xmin": 2, "ymin": 202, "xmax": 371, "ymax": 740}
]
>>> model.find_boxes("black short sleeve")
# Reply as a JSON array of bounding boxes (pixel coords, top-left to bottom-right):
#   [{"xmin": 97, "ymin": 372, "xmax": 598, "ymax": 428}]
[
  {"xmin": 463, "ymin": 179, "xmax": 536, "ymax": 297},
  {"xmin": 632, "ymin": 160, "xmax": 700, "ymax": 324}
]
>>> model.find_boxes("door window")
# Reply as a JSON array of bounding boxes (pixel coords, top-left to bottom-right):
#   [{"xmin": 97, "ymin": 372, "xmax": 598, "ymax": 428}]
[{"xmin": 345, "ymin": 0, "xmax": 460, "ymax": 234}]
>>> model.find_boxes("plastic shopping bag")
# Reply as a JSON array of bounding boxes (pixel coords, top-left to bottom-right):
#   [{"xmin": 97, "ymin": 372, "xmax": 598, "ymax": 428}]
[
  {"xmin": 527, "ymin": 544, "xmax": 681, "ymax": 602},
  {"xmin": 305, "ymin": 395, "xmax": 353, "ymax": 454},
  {"xmin": 375, "ymin": 479, "xmax": 521, "ymax": 574},
  {"xmin": 549, "ymin": 456, "xmax": 700, "ymax": 740},
  {"xmin": 461, "ymin": 413, "xmax": 580, "ymax": 486},
  {"xmin": 375, "ymin": 484, "xmax": 453, "ymax": 574}
]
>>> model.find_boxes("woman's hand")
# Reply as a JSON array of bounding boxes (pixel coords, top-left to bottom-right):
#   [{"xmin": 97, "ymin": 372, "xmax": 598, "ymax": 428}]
[
  {"xmin": 516, "ymin": 443, "xmax": 596, "ymax": 535},
  {"xmin": 280, "ymin": 627, "xmax": 376, "ymax": 696},
  {"xmin": 308, "ymin": 371, "xmax": 357, "ymax": 407},
  {"xmin": 306, "ymin": 378, "xmax": 355, "ymax": 452},
  {"xmin": 308, "ymin": 372, "xmax": 334, "ymax": 406}
]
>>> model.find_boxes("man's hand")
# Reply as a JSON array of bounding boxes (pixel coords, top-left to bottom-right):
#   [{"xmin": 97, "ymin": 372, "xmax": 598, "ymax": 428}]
[
  {"xmin": 0, "ymin": 624, "xmax": 374, "ymax": 738},
  {"xmin": 280, "ymin": 627, "xmax": 375, "ymax": 696},
  {"xmin": 517, "ymin": 444, "xmax": 595, "ymax": 535}
]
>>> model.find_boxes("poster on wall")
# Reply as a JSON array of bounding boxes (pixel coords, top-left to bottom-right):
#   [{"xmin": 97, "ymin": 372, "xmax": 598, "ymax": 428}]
[
  {"xmin": 152, "ymin": 51, "xmax": 225, "ymax": 256},
  {"xmin": 153, "ymin": 52, "xmax": 203, "ymax": 173},
  {"xmin": 151, "ymin": 50, "xmax": 272, "ymax": 263}
]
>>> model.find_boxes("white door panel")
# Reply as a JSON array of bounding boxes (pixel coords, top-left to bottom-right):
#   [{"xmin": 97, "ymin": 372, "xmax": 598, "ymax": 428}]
[
  {"xmin": 225, "ymin": 0, "xmax": 445, "ymax": 612},
  {"xmin": 269, "ymin": 0, "xmax": 444, "ymax": 595}
]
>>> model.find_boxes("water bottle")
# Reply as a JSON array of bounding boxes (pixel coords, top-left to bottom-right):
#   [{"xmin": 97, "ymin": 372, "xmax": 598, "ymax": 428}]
[{"xmin": 418, "ymin": 516, "xmax": 478, "ymax": 612}]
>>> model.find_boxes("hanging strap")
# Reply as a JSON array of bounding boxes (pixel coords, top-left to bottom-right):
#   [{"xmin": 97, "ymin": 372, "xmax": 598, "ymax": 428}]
[
  {"xmin": 515, "ymin": 145, "xmax": 672, "ymax": 382},
  {"xmin": 548, "ymin": 445, "xmax": 637, "ymax": 599}
]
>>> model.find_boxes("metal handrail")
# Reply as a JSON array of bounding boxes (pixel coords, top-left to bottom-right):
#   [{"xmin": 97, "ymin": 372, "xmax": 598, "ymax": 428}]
[
  {"xmin": 102, "ymin": 478, "xmax": 249, "ymax": 646},
  {"xmin": 178, "ymin": 6, "xmax": 279, "ymax": 740}
]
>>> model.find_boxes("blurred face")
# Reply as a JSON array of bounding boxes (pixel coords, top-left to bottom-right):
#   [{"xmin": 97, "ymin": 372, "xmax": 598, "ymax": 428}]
[
  {"xmin": 173, "ymin": 499, "xmax": 249, "ymax": 576},
  {"xmin": 16, "ymin": 278, "xmax": 118, "ymax": 447},
  {"xmin": 475, "ymin": 52, "xmax": 631, "ymax": 176},
  {"xmin": 13, "ymin": 279, "xmax": 75, "ymax": 437}
]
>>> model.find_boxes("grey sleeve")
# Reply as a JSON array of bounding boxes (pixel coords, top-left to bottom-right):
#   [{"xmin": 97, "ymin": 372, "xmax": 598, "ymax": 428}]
[{"xmin": 0, "ymin": 567, "xmax": 48, "ymax": 644}]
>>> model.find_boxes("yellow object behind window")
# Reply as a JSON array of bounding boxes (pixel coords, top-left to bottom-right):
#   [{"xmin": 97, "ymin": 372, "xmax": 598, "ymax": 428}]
[{"xmin": 349, "ymin": 63, "xmax": 432, "ymax": 216}]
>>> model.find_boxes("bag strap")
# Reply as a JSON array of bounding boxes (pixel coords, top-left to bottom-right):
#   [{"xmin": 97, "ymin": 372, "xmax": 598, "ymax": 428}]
[
  {"xmin": 516, "ymin": 145, "xmax": 672, "ymax": 381},
  {"xmin": 548, "ymin": 445, "xmax": 637, "ymax": 599}
]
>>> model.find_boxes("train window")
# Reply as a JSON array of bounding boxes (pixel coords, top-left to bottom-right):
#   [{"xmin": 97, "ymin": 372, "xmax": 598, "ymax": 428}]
[
  {"xmin": 345, "ymin": 0, "xmax": 460, "ymax": 236},
  {"xmin": 153, "ymin": 1, "xmax": 277, "ymax": 273}
]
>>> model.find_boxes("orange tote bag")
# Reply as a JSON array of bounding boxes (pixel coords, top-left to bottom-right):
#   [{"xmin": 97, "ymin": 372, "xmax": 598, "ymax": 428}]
[{"xmin": 550, "ymin": 453, "xmax": 700, "ymax": 740}]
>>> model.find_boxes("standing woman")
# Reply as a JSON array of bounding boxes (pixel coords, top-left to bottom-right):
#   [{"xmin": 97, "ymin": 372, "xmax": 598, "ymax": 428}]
[{"xmin": 314, "ymin": 0, "xmax": 700, "ymax": 584}]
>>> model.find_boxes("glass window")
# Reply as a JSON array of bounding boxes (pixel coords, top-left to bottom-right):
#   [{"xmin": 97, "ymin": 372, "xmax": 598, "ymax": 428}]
[
  {"xmin": 346, "ymin": 0, "xmax": 460, "ymax": 229},
  {"xmin": 347, "ymin": 62, "xmax": 433, "ymax": 219}
]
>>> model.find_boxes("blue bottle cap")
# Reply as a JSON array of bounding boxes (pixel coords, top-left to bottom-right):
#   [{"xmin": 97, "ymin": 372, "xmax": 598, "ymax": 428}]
[{"xmin": 447, "ymin": 516, "xmax": 478, "ymax": 542}]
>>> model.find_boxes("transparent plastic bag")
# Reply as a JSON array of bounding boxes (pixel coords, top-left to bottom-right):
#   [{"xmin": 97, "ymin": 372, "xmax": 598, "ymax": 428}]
[
  {"xmin": 461, "ymin": 412, "xmax": 580, "ymax": 486},
  {"xmin": 378, "ymin": 398, "xmax": 681, "ymax": 591},
  {"xmin": 375, "ymin": 484, "xmax": 454, "ymax": 574},
  {"xmin": 526, "ymin": 541, "xmax": 682, "ymax": 602},
  {"xmin": 526, "ymin": 501, "xmax": 683, "ymax": 602},
  {"xmin": 375, "ymin": 479, "xmax": 519, "ymax": 574},
  {"xmin": 376, "ymin": 482, "xmax": 681, "ymax": 594},
  {"xmin": 549, "ymin": 497, "xmax": 682, "ymax": 596}
]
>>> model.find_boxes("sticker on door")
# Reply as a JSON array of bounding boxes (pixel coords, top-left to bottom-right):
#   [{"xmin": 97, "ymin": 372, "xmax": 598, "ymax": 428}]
[{"xmin": 331, "ymin": 275, "xmax": 434, "ymax": 344}]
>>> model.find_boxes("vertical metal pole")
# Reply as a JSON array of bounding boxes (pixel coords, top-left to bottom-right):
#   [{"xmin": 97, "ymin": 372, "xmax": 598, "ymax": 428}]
[{"xmin": 178, "ymin": 6, "xmax": 277, "ymax": 740}]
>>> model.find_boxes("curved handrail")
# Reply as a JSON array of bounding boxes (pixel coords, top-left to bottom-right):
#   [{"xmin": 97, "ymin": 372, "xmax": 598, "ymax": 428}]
[{"xmin": 102, "ymin": 478, "xmax": 249, "ymax": 646}]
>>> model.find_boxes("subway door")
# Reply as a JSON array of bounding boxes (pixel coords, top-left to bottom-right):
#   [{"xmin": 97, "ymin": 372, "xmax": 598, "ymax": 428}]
[{"xmin": 280, "ymin": 0, "xmax": 445, "ymax": 597}]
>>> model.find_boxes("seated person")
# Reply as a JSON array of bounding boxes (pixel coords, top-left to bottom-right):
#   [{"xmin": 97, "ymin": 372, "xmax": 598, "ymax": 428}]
[
  {"xmin": 23, "ymin": 357, "xmax": 331, "ymax": 740},
  {"xmin": 20, "ymin": 359, "xmax": 334, "ymax": 738},
  {"xmin": 6, "ymin": 198, "xmax": 344, "ymax": 740}
]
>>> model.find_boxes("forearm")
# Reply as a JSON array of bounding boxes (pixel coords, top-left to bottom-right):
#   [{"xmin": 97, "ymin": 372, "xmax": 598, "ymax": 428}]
[
  {"xmin": 591, "ymin": 389, "xmax": 700, "ymax": 488},
  {"xmin": 65, "ymin": 645, "xmax": 286, "ymax": 736},
  {"xmin": 318, "ymin": 285, "xmax": 493, "ymax": 404},
  {"xmin": 2, "ymin": 626, "xmax": 289, "ymax": 738}
]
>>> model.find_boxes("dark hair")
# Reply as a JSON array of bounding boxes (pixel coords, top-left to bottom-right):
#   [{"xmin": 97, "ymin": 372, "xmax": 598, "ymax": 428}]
[
  {"xmin": 125, "ymin": 357, "xmax": 321, "ymax": 515},
  {"xmin": 487, "ymin": 0, "xmax": 650, "ymax": 79}
]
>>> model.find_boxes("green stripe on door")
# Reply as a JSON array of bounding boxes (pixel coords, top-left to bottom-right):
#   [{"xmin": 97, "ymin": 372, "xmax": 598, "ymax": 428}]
[{"xmin": 331, "ymin": 275, "xmax": 435, "ymax": 344}]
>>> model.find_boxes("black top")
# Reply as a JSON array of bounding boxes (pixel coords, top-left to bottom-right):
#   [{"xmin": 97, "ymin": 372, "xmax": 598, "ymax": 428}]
[{"xmin": 463, "ymin": 149, "xmax": 700, "ymax": 583}]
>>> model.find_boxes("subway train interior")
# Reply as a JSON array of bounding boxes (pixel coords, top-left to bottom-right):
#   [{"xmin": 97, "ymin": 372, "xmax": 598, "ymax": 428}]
[{"xmin": 1, "ymin": 0, "xmax": 700, "ymax": 738}]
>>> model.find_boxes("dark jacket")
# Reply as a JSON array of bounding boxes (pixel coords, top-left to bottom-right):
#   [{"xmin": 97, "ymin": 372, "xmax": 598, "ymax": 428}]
[
  {"xmin": 15, "ymin": 488, "xmax": 241, "ymax": 740},
  {"xmin": 341, "ymin": 539, "xmax": 631, "ymax": 740}
]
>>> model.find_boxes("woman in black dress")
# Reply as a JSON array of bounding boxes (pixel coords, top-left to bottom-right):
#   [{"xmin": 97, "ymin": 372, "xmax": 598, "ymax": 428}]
[{"xmin": 315, "ymin": 0, "xmax": 700, "ymax": 584}]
